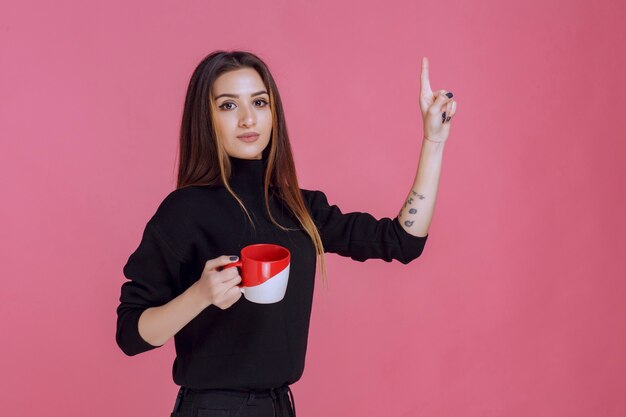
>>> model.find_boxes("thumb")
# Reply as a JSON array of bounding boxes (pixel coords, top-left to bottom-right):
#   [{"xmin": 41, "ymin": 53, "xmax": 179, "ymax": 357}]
[{"xmin": 205, "ymin": 255, "xmax": 239, "ymax": 271}]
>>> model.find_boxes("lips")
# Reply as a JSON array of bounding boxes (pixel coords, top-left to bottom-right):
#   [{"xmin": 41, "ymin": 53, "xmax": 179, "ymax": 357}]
[
  {"xmin": 237, "ymin": 134, "xmax": 260, "ymax": 143},
  {"xmin": 237, "ymin": 132, "xmax": 260, "ymax": 138}
]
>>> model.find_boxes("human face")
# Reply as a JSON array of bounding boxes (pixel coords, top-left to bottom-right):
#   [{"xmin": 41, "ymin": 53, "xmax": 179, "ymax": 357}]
[{"xmin": 211, "ymin": 68, "xmax": 272, "ymax": 160}]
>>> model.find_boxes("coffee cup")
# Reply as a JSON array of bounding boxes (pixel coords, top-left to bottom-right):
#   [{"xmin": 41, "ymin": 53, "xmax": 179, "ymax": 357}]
[{"xmin": 219, "ymin": 243, "xmax": 291, "ymax": 304}]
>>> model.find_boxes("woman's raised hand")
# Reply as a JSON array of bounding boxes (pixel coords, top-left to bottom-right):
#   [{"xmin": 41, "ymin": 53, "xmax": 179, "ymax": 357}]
[
  {"xmin": 419, "ymin": 56, "xmax": 457, "ymax": 143},
  {"xmin": 196, "ymin": 255, "xmax": 243, "ymax": 310}
]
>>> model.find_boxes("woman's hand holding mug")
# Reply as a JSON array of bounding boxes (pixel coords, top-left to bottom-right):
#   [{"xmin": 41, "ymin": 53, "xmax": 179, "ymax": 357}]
[
  {"xmin": 196, "ymin": 255, "xmax": 243, "ymax": 310},
  {"xmin": 196, "ymin": 244, "xmax": 291, "ymax": 308},
  {"xmin": 220, "ymin": 243, "xmax": 291, "ymax": 304}
]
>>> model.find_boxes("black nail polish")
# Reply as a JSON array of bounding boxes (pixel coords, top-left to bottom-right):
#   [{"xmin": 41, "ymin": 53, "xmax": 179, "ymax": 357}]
[
  {"xmin": 446, "ymin": 116, "xmax": 451, "ymax": 122},
  {"xmin": 445, "ymin": 92, "xmax": 453, "ymax": 98},
  {"xmin": 442, "ymin": 111, "xmax": 446, "ymax": 119},
  {"xmin": 230, "ymin": 256, "xmax": 238, "ymax": 261}
]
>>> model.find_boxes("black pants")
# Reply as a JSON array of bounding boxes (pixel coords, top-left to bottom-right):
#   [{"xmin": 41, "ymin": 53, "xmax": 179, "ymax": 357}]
[{"xmin": 170, "ymin": 384, "xmax": 296, "ymax": 417}]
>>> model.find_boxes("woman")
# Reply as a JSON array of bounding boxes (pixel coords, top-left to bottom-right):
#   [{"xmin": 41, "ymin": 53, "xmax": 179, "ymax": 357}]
[{"xmin": 115, "ymin": 50, "xmax": 456, "ymax": 417}]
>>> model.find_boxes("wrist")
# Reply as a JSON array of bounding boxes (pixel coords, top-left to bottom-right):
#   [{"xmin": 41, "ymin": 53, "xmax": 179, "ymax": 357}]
[
  {"xmin": 424, "ymin": 135, "xmax": 446, "ymax": 143},
  {"xmin": 188, "ymin": 281, "xmax": 211, "ymax": 311},
  {"xmin": 422, "ymin": 136, "xmax": 446, "ymax": 154}
]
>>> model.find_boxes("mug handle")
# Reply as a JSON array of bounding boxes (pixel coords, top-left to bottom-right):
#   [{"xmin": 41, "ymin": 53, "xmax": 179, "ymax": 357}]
[{"xmin": 219, "ymin": 260, "xmax": 245, "ymax": 291}]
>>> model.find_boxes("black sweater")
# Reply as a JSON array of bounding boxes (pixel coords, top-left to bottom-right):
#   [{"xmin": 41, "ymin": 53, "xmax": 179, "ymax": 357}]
[{"xmin": 115, "ymin": 153, "xmax": 429, "ymax": 390}]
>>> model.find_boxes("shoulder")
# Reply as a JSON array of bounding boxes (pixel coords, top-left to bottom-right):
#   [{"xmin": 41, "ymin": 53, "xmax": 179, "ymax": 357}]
[
  {"xmin": 155, "ymin": 186, "xmax": 207, "ymax": 213},
  {"xmin": 147, "ymin": 186, "xmax": 219, "ymax": 236},
  {"xmin": 155, "ymin": 184, "xmax": 233, "ymax": 216},
  {"xmin": 147, "ymin": 187, "xmax": 200, "ymax": 224},
  {"xmin": 142, "ymin": 186, "xmax": 219, "ymax": 263},
  {"xmin": 299, "ymin": 188, "xmax": 332, "ymax": 213},
  {"xmin": 299, "ymin": 188, "xmax": 327, "ymax": 203}
]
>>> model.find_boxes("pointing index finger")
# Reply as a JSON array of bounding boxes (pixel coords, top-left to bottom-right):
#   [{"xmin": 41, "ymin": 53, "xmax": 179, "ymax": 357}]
[{"xmin": 421, "ymin": 56, "xmax": 432, "ymax": 94}]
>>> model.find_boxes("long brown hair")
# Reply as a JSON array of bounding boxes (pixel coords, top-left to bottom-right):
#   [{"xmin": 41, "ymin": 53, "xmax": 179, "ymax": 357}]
[{"xmin": 175, "ymin": 50, "xmax": 328, "ymax": 287}]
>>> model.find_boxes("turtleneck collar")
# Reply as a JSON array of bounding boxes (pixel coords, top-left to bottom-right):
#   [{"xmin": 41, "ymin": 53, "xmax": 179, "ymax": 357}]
[{"xmin": 227, "ymin": 149, "xmax": 269, "ymax": 196}]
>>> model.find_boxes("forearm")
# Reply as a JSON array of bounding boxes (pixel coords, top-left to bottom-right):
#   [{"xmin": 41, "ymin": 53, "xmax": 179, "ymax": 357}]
[
  {"xmin": 397, "ymin": 138, "xmax": 445, "ymax": 237},
  {"xmin": 138, "ymin": 281, "xmax": 210, "ymax": 347}
]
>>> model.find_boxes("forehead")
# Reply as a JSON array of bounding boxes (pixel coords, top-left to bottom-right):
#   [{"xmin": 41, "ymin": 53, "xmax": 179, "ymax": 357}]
[{"xmin": 213, "ymin": 68, "xmax": 265, "ymax": 95}]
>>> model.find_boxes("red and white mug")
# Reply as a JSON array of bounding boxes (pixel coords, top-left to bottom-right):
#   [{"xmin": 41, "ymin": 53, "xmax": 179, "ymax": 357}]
[{"xmin": 219, "ymin": 243, "xmax": 291, "ymax": 304}]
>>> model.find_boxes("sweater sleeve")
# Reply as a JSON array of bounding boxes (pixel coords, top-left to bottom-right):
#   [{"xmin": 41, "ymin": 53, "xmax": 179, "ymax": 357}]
[
  {"xmin": 301, "ymin": 189, "xmax": 429, "ymax": 264},
  {"xmin": 116, "ymin": 222, "xmax": 183, "ymax": 356}
]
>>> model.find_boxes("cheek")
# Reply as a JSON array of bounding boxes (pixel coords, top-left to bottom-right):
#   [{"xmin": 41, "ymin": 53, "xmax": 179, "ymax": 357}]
[
  {"xmin": 215, "ymin": 113, "xmax": 237, "ymax": 131},
  {"xmin": 260, "ymin": 111, "xmax": 273, "ymax": 128}
]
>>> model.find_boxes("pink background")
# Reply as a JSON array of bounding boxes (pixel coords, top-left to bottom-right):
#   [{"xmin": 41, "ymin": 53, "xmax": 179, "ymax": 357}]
[{"xmin": 1, "ymin": 0, "xmax": 625, "ymax": 416}]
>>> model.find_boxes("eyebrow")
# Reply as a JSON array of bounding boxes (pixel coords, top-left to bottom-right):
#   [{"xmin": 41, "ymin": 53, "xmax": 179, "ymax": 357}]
[{"xmin": 214, "ymin": 90, "xmax": 269, "ymax": 100}]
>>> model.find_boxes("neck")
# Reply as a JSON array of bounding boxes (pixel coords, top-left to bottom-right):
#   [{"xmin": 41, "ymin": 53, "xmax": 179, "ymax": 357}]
[{"xmin": 227, "ymin": 152, "xmax": 269, "ymax": 196}]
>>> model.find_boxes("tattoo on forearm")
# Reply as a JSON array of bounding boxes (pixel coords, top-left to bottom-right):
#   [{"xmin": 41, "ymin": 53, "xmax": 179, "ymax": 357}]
[{"xmin": 398, "ymin": 190, "xmax": 425, "ymax": 225}]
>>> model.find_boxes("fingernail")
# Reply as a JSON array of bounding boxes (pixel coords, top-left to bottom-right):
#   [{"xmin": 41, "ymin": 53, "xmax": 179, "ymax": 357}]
[
  {"xmin": 446, "ymin": 116, "xmax": 451, "ymax": 122},
  {"xmin": 442, "ymin": 111, "xmax": 446, "ymax": 119},
  {"xmin": 445, "ymin": 92, "xmax": 453, "ymax": 98},
  {"xmin": 230, "ymin": 256, "xmax": 239, "ymax": 261}
]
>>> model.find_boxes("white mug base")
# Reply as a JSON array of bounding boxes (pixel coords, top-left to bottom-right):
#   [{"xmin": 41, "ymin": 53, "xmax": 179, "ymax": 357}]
[{"xmin": 241, "ymin": 265, "xmax": 290, "ymax": 304}]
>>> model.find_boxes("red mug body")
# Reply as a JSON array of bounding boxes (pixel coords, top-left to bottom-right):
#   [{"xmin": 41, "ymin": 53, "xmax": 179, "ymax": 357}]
[{"xmin": 220, "ymin": 243, "xmax": 291, "ymax": 303}]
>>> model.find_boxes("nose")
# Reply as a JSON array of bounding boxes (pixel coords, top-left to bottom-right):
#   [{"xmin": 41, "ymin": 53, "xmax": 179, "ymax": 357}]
[{"xmin": 239, "ymin": 105, "xmax": 256, "ymax": 127}]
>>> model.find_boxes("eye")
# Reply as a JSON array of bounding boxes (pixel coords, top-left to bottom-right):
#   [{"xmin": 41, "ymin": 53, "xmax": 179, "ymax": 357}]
[
  {"xmin": 218, "ymin": 102, "xmax": 235, "ymax": 110},
  {"xmin": 218, "ymin": 99, "xmax": 268, "ymax": 111}
]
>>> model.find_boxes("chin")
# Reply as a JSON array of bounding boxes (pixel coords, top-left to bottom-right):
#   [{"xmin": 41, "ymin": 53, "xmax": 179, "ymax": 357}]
[
  {"xmin": 232, "ymin": 142, "xmax": 269, "ymax": 158},
  {"xmin": 228, "ymin": 148, "xmax": 262, "ymax": 160}
]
